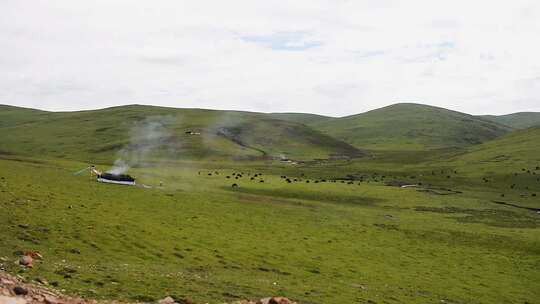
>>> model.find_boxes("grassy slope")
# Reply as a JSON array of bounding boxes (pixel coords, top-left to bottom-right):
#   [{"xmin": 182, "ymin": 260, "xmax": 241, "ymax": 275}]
[
  {"xmin": 1, "ymin": 157, "xmax": 539, "ymax": 304},
  {"xmin": 437, "ymin": 127, "xmax": 540, "ymax": 206},
  {"xmin": 0, "ymin": 105, "xmax": 363, "ymax": 163},
  {"xmin": 267, "ymin": 113, "xmax": 332, "ymax": 125},
  {"xmin": 481, "ymin": 112, "xmax": 540, "ymax": 129},
  {"xmin": 449, "ymin": 126, "xmax": 540, "ymax": 167},
  {"xmin": 271, "ymin": 128, "xmax": 540, "ymax": 209},
  {"xmin": 310, "ymin": 103, "xmax": 512, "ymax": 150},
  {"xmin": 0, "ymin": 105, "xmax": 52, "ymax": 128},
  {"xmin": 1, "ymin": 104, "xmax": 539, "ymax": 303}
]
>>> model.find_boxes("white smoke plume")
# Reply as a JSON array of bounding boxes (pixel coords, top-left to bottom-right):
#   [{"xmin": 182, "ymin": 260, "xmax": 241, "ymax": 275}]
[
  {"xmin": 108, "ymin": 115, "xmax": 179, "ymax": 175},
  {"xmin": 108, "ymin": 159, "xmax": 130, "ymax": 175}
]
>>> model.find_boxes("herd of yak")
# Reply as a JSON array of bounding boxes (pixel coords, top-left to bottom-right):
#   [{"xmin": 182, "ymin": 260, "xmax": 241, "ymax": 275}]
[{"xmin": 197, "ymin": 165, "xmax": 540, "ymax": 199}]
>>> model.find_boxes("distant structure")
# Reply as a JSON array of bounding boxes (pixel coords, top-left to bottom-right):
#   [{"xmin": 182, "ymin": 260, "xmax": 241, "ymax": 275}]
[
  {"xmin": 279, "ymin": 157, "xmax": 298, "ymax": 165},
  {"xmin": 73, "ymin": 165, "xmax": 136, "ymax": 186}
]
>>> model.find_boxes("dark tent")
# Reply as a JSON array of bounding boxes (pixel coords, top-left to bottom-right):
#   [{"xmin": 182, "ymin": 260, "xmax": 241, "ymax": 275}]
[{"xmin": 99, "ymin": 173, "xmax": 135, "ymax": 182}]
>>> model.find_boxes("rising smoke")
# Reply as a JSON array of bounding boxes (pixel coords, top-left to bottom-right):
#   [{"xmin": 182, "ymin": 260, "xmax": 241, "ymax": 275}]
[{"xmin": 108, "ymin": 115, "xmax": 179, "ymax": 175}]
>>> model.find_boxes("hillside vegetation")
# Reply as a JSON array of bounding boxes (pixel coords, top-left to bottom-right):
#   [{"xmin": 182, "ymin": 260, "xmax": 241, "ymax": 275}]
[
  {"xmin": 1, "ymin": 103, "xmax": 539, "ymax": 304},
  {"xmin": 0, "ymin": 105, "xmax": 52, "ymax": 128},
  {"xmin": 309, "ymin": 103, "xmax": 512, "ymax": 150},
  {"xmin": 481, "ymin": 112, "xmax": 540, "ymax": 129},
  {"xmin": 449, "ymin": 126, "xmax": 540, "ymax": 170},
  {"xmin": 267, "ymin": 113, "xmax": 332, "ymax": 125},
  {"xmin": 1, "ymin": 156, "xmax": 539, "ymax": 304},
  {"xmin": 0, "ymin": 105, "xmax": 363, "ymax": 163},
  {"xmin": 1, "ymin": 103, "xmax": 533, "ymax": 160}
]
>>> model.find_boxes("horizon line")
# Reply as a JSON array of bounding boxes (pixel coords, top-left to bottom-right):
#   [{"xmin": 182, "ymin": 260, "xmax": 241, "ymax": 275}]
[{"xmin": 1, "ymin": 102, "xmax": 538, "ymax": 118}]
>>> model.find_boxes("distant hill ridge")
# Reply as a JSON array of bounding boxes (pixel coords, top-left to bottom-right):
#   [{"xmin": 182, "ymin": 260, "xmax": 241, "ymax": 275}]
[
  {"xmin": 307, "ymin": 103, "xmax": 513, "ymax": 150},
  {"xmin": 0, "ymin": 103, "xmax": 537, "ymax": 162},
  {"xmin": 0, "ymin": 104, "xmax": 364, "ymax": 163},
  {"xmin": 481, "ymin": 112, "xmax": 540, "ymax": 129}
]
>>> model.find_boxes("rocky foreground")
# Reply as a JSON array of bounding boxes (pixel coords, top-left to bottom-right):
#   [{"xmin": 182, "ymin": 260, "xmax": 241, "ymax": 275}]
[{"xmin": 0, "ymin": 271, "xmax": 296, "ymax": 304}]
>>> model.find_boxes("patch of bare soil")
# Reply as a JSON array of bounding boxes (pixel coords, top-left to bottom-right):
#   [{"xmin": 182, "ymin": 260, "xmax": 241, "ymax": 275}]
[
  {"xmin": 0, "ymin": 271, "xmax": 296, "ymax": 304},
  {"xmin": 0, "ymin": 271, "xmax": 95, "ymax": 304}
]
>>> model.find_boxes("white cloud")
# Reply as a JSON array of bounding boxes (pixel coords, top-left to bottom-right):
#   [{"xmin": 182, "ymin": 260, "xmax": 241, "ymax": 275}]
[{"xmin": 0, "ymin": 0, "xmax": 539, "ymax": 116}]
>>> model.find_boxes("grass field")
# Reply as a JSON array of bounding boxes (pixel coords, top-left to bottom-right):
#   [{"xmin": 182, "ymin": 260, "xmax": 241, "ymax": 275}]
[
  {"xmin": 1, "ymin": 104, "xmax": 539, "ymax": 303},
  {"xmin": 1, "ymin": 154, "xmax": 539, "ymax": 304}
]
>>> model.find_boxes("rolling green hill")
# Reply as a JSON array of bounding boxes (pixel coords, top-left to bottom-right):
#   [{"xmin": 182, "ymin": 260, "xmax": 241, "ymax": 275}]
[
  {"xmin": 268, "ymin": 112, "xmax": 332, "ymax": 125},
  {"xmin": 0, "ymin": 105, "xmax": 363, "ymax": 163},
  {"xmin": 449, "ymin": 126, "xmax": 540, "ymax": 170},
  {"xmin": 481, "ymin": 112, "xmax": 540, "ymax": 129},
  {"xmin": 3, "ymin": 103, "xmax": 532, "ymax": 164},
  {"xmin": 1, "ymin": 104, "xmax": 539, "ymax": 304},
  {"xmin": 309, "ymin": 103, "xmax": 512, "ymax": 150},
  {"xmin": 0, "ymin": 105, "xmax": 52, "ymax": 127}
]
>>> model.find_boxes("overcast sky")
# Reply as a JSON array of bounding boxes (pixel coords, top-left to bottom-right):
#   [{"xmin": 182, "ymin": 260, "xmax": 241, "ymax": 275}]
[{"xmin": 1, "ymin": 0, "xmax": 539, "ymax": 116}]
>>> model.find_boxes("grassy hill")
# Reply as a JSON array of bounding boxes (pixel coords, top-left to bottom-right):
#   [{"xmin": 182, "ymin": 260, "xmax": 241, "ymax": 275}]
[
  {"xmin": 449, "ymin": 126, "xmax": 540, "ymax": 170},
  {"xmin": 0, "ymin": 105, "xmax": 52, "ymax": 127},
  {"xmin": 1, "ymin": 104, "xmax": 539, "ymax": 304},
  {"xmin": 0, "ymin": 105, "xmax": 363, "ymax": 164},
  {"xmin": 268, "ymin": 112, "xmax": 332, "ymax": 125},
  {"xmin": 309, "ymin": 103, "xmax": 512, "ymax": 150},
  {"xmin": 481, "ymin": 112, "xmax": 540, "ymax": 129}
]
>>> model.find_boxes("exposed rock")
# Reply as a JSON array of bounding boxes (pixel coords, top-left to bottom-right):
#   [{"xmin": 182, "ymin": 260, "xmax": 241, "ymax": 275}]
[
  {"xmin": 158, "ymin": 296, "xmax": 177, "ymax": 304},
  {"xmin": 24, "ymin": 252, "xmax": 43, "ymax": 260},
  {"xmin": 0, "ymin": 271, "xmax": 94, "ymax": 304},
  {"xmin": 18, "ymin": 256, "xmax": 32, "ymax": 268},
  {"xmin": 1, "ymin": 270, "xmax": 298, "ymax": 304},
  {"xmin": 43, "ymin": 295, "xmax": 58, "ymax": 304},
  {"xmin": 257, "ymin": 297, "xmax": 296, "ymax": 304},
  {"xmin": 0, "ymin": 295, "xmax": 27, "ymax": 304},
  {"xmin": 12, "ymin": 287, "xmax": 28, "ymax": 296}
]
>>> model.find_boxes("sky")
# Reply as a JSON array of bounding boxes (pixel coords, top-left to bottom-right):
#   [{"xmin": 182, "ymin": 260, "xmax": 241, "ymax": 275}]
[{"xmin": 1, "ymin": 0, "xmax": 539, "ymax": 117}]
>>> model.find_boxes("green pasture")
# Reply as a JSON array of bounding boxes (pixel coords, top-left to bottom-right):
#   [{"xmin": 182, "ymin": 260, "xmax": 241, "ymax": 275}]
[{"xmin": 1, "ymin": 157, "xmax": 539, "ymax": 304}]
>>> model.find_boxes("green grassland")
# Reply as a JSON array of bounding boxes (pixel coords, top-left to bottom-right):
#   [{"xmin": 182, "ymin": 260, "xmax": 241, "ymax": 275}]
[
  {"xmin": 1, "ymin": 104, "xmax": 539, "ymax": 304},
  {"xmin": 267, "ymin": 113, "xmax": 332, "ymax": 125},
  {"xmin": 309, "ymin": 103, "xmax": 512, "ymax": 150},
  {"xmin": 481, "ymin": 112, "xmax": 540, "ymax": 129},
  {"xmin": 0, "ymin": 105, "xmax": 362, "ymax": 163},
  {"xmin": 1, "ymin": 157, "xmax": 539, "ymax": 304}
]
